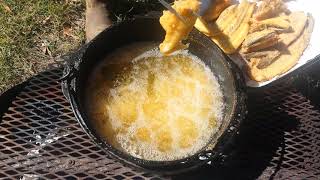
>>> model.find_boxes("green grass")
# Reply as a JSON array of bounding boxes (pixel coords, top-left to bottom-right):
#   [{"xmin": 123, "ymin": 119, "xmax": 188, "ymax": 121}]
[
  {"xmin": 0, "ymin": 0, "xmax": 164, "ymax": 94},
  {"xmin": 0, "ymin": 0, "xmax": 85, "ymax": 93}
]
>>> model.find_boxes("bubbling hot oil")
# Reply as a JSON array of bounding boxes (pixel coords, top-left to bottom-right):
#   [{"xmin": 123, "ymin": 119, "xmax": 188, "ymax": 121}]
[{"xmin": 86, "ymin": 44, "xmax": 224, "ymax": 161}]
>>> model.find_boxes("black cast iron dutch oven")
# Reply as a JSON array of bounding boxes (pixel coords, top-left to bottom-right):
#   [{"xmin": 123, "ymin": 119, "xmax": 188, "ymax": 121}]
[{"xmin": 61, "ymin": 16, "xmax": 247, "ymax": 174}]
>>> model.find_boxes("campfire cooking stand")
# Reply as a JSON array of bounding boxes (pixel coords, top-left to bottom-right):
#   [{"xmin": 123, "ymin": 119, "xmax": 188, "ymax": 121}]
[{"xmin": 0, "ymin": 58, "xmax": 320, "ymax": 179}]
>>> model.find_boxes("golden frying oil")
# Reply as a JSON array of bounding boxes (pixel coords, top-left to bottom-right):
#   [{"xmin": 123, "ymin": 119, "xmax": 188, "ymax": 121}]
[{"xmin": 86, "ymin": 42, "xmax": 223, "ymax": 161}]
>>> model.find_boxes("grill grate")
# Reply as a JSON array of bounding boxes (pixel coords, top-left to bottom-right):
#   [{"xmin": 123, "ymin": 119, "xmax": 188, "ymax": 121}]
[
  {"xmin": 0, "ymin": 68, "xmax": 320, "ymax": 179},
  {"xmin": 0, "ymin": 69, "xmax": 165, "ymax": 180}
]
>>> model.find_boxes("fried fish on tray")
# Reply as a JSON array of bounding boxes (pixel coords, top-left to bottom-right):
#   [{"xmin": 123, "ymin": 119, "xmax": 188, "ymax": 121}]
[
  {"xmin": 159, "ymin": 0, "xmax": 200, "ymax": 55},
  {"xmin": 253, "ymin": 0, "xmax": 289, "ymax": 20},
  {"xmin": 247, "ymin": 14, "xmax": 314, "ymax": 82},
  {"xmin": 194, "ymin": 17, "xmax": 217, "ymax": 36},
  {"xmin": 241, "ymin": 29, "xmax": 279, "ymax": 53},
  {"xmin": 214, "ymin": 4, "xmax": 238, "ymax": 31},
  {"xmin": 242, "ymin": 48, "xmax": 281, "ymax": 69},
  {"xmin": 249, "ymin": 15, "xmax": 291, "ymax": 33},
  {"xmin": 279, "ymin": 12, "xmax": 308, "ymax": 46},
  {"xmin": 195, "ymin": 0, "xmax": 256, "ymax": 54},
  {"xmin": 194, "ymin": 4, "xmax": 237, "ymax": 37},
  {"xmin": 213, "ymin": 1, "xmax": 255, "ymax": 54},
  {"xmin": 202, "ymin": 0, "xmax": 232, "ymax": 21},
  {"xmin": 242, "ymin": 48, "xmax": 280, "ymax": 60},
  {"xmin": 219, "ymin": 1, "xmax": 251, "ymax": 36}
]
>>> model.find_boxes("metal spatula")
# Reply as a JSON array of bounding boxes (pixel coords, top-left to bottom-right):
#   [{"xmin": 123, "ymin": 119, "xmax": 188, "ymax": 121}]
[
  {"xmin": 158, "ymin": 0, "xmax": 215, "ymax": 19},
  {"xmin": 158, "ymin": 0, "xmax": 187, "ymax": 23}
]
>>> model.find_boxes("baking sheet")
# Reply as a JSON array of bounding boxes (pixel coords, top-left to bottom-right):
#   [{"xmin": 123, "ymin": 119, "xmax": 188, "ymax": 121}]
[{"xmin": 231, "ymin": 0, "xmax": 319, "ymax": 87}]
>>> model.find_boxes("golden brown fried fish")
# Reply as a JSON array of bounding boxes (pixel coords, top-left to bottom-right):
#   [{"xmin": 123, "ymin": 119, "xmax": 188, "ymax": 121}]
[
  {"xmin": 194, "ymin": 1, "xmax": 255, "ymax": 54},
  {"xmin": 212, "ymin": 1, "xmax": 255, "ymax": 54},
  {"xmin": 159, "ymin": 0, "xmax": 200, "ymax": 55},
  {"xmin": 247, "ymin": 14, "xmax": 314, "ymax": 82},
  {"xmin": 243, "ymin": 48, "xmax": 281, "ymax": 69},
  {"xmin": 241, "ymin": 29, "xmax": 280, "ymax": 53},
  {"xmin": 254, "ymin": 0, "xmax": 289, "ymax": 20},
  {"xmin": 194, "ymin": 4, "xmax": 238, "ymax": 36},
  {"xmin": 249, "ymin": 15, "xmax": 291, "ymax": 33},
  {"xmin": 196, "ymin": 0, "xmax": 255, "ymax": 54},
  {"xmin": 202, "ymin": 0, "xmax": 232, "ymax": 21},
  {"xmin": 279, "ymin": 12, "xmax": 308, "ymax": 46}
]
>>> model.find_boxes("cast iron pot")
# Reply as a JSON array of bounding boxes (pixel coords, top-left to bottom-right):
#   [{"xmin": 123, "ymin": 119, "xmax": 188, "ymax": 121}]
[{"xmin": 61, "ymin": 17, "xmax": 247, "ymax": 174}]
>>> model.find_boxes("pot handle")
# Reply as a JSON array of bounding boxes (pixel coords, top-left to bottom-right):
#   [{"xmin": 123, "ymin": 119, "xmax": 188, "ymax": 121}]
[
  {"xmin": 60, "ymin": 43, "xmax": 90, "ymax": 79},
  {"xmin": 61, "ymin": 66, "xmax": 76, "ymax": 102},
  {"xmin": 60, "ymin": 44, "xmax": 89, "ymax": 100}
]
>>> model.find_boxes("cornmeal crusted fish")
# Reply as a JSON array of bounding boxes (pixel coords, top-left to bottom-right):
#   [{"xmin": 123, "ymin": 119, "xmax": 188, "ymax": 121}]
[
  {"xmin": 203, "ymin": 0, "xmax": 232, "ymax": 21},
  {"xmin": 242, "ymin": 48, "xmax": 281, "ymax": 69},
  {"xmin": 249, "ymin": 15, "xmax": 291, "ymax": 33},
  {"xmin": 242, "ymin": 48, "xmax": 280, "ymax": 60},
  {"xmin": 247, "ymin": 14, "xmax": 314, "ymax": 82},
  {"xmin": 159, "ymin": 0, "xmax": 200, "ymax": 55},
  {"xmin": 279, "ymin": 11, "xmax": 308, "ymax": 46},
  {"xmin": 253, "ymin": 0, "xmax": 289, "ymax": 20},
  {"xmin": 194, "ymin": 4, "xmax": 238, "ymax": 36},
  {"xmin": 195, "ymin": 0, "xmax": 255, "ymax": 54},
  {"xmin": 241, "ymin": 29, "xmax": 279, "ymax": 53}
]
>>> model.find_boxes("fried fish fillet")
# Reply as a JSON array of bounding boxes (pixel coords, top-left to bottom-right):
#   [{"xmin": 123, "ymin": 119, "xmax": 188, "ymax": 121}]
[
  {"xmin": 215, "ymin": 4, "xmax": 238, "ymax": 31},
  {"xmin": 203, "ymin": 0, "xmax": 232, "ymax": 21},
  {"xmin": 247, "ymin": 15, "xmax": 314, "ymax": 82},
  {"xmin": 242, "ymin": 48, "xmax": 280, "ymax": 60},
  {"xmin": 194, "ymin": 4, "xmax": 237, "ymax": 36},
  {"xmin": 249, "ymin": 16, "xmax": 291, "ymax": 33},
  {"xmin": 241, "ymin": 29, "xmax": 279, "ymax": 53},
  {"xmin": 212, "ymin": 2, "xmax": 255, "ymax": 54},
  {"xmin": 253, "ymin": 0, "xmax": 289, "ymax": 20},
  {"xmin": 222, "ymin": 1, "xmax": 251, "ymax": 36},
  {"xmin": 194, "ymin": 17, "xmax": 218, "ymax": 36},
  {"xmin": 194, "ymin": 1, "xmax": 254, "ymax": 54},
  {"xmin": 279, "ymin": 12, "xmax": 308, "ymax": 46},
  {"xmin": 198, "ymin": 0, "xmax": 255, "ymax": 54},
  {"xmin": 243, "ymin": 48, "xmax": 281, "ymax": 69},
  {"xmin": 159, "ymin": 0, "xmax": 200, "ymax": 55}
]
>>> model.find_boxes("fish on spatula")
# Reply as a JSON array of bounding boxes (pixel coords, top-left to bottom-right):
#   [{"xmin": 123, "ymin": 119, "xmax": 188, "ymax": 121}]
[{"xmin": 159, "ymin": 0, "xmax": 201, "ymax": 55}]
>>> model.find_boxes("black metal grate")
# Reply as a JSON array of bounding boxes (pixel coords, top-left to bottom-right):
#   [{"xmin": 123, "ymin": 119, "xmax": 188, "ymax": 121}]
[
  {"xmin": 0, "ymin": 69, "xmax": 165, "ymax": 180},
  {"xmin": 0, "ymin": 68, "xmax": 320, "ymax": 179},
  {"xmin": 173, "ymin": 83, "xmax": 320, "ymax": 180}
]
